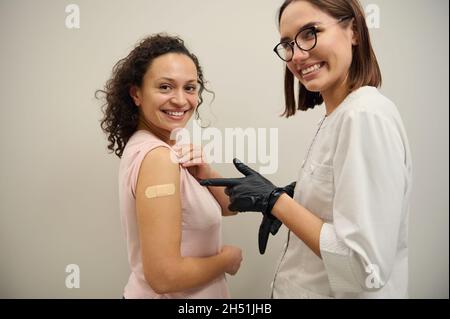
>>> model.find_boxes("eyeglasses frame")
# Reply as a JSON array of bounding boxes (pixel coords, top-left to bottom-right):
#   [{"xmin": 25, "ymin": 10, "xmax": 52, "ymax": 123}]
[{"xmin": 273, "ymin": 16, "xmax": 354, "ymax": 62}]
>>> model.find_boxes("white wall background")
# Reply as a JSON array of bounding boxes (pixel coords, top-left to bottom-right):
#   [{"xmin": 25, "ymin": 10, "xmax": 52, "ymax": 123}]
[{"xmin": 0, "ymin": 0, "xmax": 448, "ymax": 298}]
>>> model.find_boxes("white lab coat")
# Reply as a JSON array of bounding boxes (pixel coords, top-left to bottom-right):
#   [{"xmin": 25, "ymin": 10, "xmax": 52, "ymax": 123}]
[{"xmin": 272, "ymin": 86, "xmax": 412, "ymax": 299}]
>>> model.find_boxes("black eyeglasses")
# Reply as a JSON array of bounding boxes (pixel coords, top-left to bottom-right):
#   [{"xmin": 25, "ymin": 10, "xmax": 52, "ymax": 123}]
[{"xmin": 273, "ymin": 16, "xmax": 353, "ymax": 62}]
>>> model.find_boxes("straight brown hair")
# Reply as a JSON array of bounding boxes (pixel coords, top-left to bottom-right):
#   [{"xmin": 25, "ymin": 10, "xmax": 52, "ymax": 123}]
[{"xmin": 278, "ymin": 0, "xmax": 382, "ymax": 117}]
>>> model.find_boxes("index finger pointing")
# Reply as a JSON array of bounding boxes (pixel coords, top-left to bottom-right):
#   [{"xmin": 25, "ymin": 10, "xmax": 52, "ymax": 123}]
[{"xmin": 199, "ymin": 178, "xmax": 243, "ymax": 187}]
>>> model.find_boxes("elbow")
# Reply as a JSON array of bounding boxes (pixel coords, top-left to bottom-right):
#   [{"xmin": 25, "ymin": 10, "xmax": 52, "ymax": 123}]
[
  {"xmin": 222, "ymin": 209, "xmax": 238, "ymax": 217},
  {"xmin": 144, "ymin": 274, "xmax": 170, "ymax": 295},
  {"xmin": 324, "ymin": 251, "xmax": 390, "ymax": 294},
  {"xmin": 329, "ymin": 263, "xmax": 389, "ymax": 294},
  {"xmin": 143, "ymin": 265, "xmax": 179, "ymax": 295}
]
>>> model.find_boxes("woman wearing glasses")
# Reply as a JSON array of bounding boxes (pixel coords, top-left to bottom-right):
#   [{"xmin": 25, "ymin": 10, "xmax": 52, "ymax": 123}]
[{"xmin": 201, "ymin": 0, "xmax": 412, "ymax": 298}]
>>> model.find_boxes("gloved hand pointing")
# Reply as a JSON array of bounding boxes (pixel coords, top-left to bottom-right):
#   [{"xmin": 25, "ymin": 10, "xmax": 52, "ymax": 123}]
[
  {"xmin": 199, "ymin": 158, "xmax": 285, "ymax": 213},
  {"xmin": 200, "ymin": 158, "xmax": 295, "ymax": 254}
]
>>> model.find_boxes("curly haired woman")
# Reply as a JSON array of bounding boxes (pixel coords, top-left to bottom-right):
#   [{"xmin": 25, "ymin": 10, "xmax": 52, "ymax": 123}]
[{"xmin": 98, "ymin": 34, "xmax": 242, "ymax": 299}]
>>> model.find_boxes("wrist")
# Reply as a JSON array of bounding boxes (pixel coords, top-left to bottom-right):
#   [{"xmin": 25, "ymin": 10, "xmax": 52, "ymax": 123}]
[
  {"xmin": 194, "ymin": 164, "xmax": 213, "ymax": 180},
  {"xmin": 270, "ymin": 193, "xmax": 290, "ymax": 219},
  {"xmin": 206, "ymin": 168, "xmax": 222, "ymax": 180},
  {"xmin": 265, "ymin": 187, "xmax": 286, "ymax": 216},
  {"xmin": 219, "ymin": 249, "xmax": 231, "ymax": 272}
]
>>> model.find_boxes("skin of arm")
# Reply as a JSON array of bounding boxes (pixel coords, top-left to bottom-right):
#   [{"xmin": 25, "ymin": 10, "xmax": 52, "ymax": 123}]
[
  {"xmin": 135, "ymin": 147, "xmax": 233, "ymax": 294},
  {"xmin": 204, "ymin": 168, "xmax": 237, "ymax": 217},
  {"xmin": 271, "ymin": 193, "xmax": 324, "ymax": 258}
]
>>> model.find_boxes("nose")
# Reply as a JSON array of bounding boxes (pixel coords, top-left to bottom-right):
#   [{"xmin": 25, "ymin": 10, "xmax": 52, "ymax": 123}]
[
  {"xmin": 291, "ymin": 45, "xmax": 310, "ymax": 64},
  {"xmin": 170, "ymin": 89, "xmax": 188, "ymax": 106}
]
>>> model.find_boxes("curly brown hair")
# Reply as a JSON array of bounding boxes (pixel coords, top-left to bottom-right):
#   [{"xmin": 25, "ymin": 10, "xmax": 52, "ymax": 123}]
[{"xmin": 96, "ymin": 33, "xmax": 208, "ymax": 158}]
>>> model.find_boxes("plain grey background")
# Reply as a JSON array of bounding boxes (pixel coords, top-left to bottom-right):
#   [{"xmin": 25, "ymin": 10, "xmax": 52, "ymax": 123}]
[{"xmin": 0, "ymin": 0, "xmax": 448, "ymax": 298}]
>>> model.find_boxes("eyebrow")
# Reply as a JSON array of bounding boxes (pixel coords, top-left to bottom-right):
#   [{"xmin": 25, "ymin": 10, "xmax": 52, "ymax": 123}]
[
  {"xmin": 156, "ymin": 77, "xmax": 197, "ymax": 83},
  {"xmin": 280, "ymin": 21, "xmax": 321, "ymax": 42}
]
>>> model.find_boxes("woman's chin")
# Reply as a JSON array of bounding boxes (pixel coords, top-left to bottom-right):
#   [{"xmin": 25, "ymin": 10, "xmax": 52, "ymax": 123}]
[
  {"xmin": 164, "ymin": 121, "xmax": 190, "ymax": 134},
  {"xmin": 302, "ymin": 81, "xmax": 323, "ymax": 93}
]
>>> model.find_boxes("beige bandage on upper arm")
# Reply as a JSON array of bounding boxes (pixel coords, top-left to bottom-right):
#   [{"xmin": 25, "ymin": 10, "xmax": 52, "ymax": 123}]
[{"xmin": 145, "ymin": 184, "xmax": 176, "ymax": 199}]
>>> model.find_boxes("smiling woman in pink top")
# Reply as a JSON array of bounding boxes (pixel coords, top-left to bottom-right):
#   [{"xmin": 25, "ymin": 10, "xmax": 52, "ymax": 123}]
[{"xmin": 97, "ymin": 34, "xmax": 242, "ymax": 299}]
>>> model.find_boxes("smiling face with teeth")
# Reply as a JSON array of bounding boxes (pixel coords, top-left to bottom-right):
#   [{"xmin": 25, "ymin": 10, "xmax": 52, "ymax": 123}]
[
  {"xmin": 279, "ymin": 1, "xmax": 357, "ymax": 112},
  {"xmin": 130, "ymin": 53, "xmax": 198, "ymax": 143}
]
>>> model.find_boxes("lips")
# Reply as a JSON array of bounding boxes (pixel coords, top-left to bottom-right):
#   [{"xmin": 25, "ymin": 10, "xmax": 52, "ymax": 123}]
[
  {"xmin": 297, "ymin": 62, "xmax": 325, "ymax": 80},
  {"xmin": 301, "ymin": 62, "xmax": 325, "ymax": 75},
  {"xmin": 160, "ymin": 108, "xmax": 192, "ymax": 120}
]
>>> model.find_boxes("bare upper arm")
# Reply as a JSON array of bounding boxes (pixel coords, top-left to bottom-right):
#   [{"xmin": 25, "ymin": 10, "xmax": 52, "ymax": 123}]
[{"xmin": 135, "ymin": 146, "xmax": 182, "ymax": 283}]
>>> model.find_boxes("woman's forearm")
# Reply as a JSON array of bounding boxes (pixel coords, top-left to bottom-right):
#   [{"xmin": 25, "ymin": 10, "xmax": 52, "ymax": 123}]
[
  {"xmin": 271, "ymin": 194, "xmax": 324, "ymax": 257},
  {"xmin": 147, "ymin": 253, "xmax": 229, "ymax": 294}
]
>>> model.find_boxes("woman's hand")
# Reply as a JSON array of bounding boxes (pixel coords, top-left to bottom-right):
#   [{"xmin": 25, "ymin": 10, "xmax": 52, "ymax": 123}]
[
  {"xmin": 220, "ymin": 245, "xmax": 243, "ymax": 276},
  {"xmin": 173, "ymin": 144, "xmax": 212, "ymax": 180}
]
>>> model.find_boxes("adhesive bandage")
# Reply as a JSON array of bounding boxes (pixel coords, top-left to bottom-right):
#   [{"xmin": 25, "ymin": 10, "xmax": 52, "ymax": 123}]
[{"xmin": 145, "ymin": 184, "xmax": 175, "ymax": 199}]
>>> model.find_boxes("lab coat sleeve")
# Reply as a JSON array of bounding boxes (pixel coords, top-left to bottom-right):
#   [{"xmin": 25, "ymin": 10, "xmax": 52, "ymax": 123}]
[{"xmin": 319, "ymin": 109, "xmax": 407, "ymax": 293}]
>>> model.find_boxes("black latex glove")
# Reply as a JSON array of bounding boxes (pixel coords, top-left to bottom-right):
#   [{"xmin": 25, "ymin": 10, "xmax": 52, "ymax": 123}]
[
  {"xmin": 264, "ymin": 181, "xmax": 296, "ymax": 236},
  {"xmin": 200, "ymin": 158, "xmax": 284, "ymax": 213},
  {"xmin": 258, "ymin": 181, "xmax": 296, "ymax": 253},
  {"xmin": 283, "ymin": 181, "xmax": 297, "ymax": 198},
  {"xmin": 200, "ymin": 158, "xmax": 293, "ymax": 254}
]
